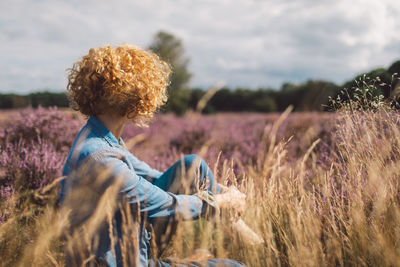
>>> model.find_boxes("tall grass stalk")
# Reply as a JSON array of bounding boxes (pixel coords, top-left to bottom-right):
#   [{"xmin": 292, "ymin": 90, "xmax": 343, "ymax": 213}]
[{"xmin": 1, "ymin": 102, "xmax": 400, "ymax": 266}]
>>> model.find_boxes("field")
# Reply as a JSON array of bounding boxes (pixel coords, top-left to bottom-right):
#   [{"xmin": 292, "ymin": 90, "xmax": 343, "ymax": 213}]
[{"xmin": 1, "ymin": 105, "xmax": 400, "ymax": 266}]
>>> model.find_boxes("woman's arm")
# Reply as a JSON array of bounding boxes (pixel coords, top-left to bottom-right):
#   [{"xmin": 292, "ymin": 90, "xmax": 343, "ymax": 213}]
[
  {"xmin": 64, "ymin": 150, "xmax": 207, "ymax": 221},
  {"xmin": 129, "ymin": 155, "xmax": 163, "ymax": 184}
]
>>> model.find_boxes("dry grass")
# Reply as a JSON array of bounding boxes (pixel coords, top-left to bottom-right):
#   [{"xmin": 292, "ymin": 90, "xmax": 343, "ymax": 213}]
[{"xmin": 1, "ymin": 104, "xmax": 400, "ymax": 266}]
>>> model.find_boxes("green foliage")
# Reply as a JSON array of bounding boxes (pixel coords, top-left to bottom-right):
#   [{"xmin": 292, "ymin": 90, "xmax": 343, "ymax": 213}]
[
  {"xmin": 197, "ymin": 81, "xmax": 337, "ymax": 113},
  {"xmin": 0, "ymin": 94, "xmax": 29, "ymax": 109},
  {"xmin": 167, "ymin": 88, "xmax": 191, "ymax": 115},
  {"xmin": 149, "ymin": 31, "xmax": 192, "ymax": 115},
  {"xmin": 201, "ymin": 88, "xmax": 277, "ymax": 113},
  {"xmin": 252, "ymin": 89, "xmax": 277, "ymax": 112},
  {"xmin": 275, "ymin": 80, "xmax": 339, "ymax": 111},
  {"xmin": 189, "ymin": 88, "xmax": 206, "ymax": 110},
  {"xmin": 330, "ymin": 76, "xmax": 387, "ymax": 112},
  {"xmin": 343, "ymin": 68, "xmax": 391, "ymax": 98},
  {"xmin": 0, "ymin": 92, "xmax": 68, "ymax": 109},
  {"xmin": 2, "ymin": 56, "xmax": 400, "ymax": 114},
  {"xmin": 388, "ymin": 60, "xmax": 400, "ymax": 75},
  {"xmin": 28, "ymin": 92, "xmax": 69, "ymax": 108}
]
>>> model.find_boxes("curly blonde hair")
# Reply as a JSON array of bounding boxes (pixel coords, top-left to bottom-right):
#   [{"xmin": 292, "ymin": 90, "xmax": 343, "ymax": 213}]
[{"xmin": 67, "ymin": 44, "xmax": 171, "ymax": 125}]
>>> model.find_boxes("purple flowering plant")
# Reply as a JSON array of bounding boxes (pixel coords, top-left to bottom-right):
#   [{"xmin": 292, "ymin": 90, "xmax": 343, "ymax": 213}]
[{"xmin": 0, "ymin": 106, "xmax": 83, "ymax": 223}]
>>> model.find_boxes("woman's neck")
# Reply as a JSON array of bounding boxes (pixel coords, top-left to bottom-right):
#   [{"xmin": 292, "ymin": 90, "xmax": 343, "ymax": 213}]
[{"xmin": 96, "ymin": 113, "xmax": 129, "ymax": 140}]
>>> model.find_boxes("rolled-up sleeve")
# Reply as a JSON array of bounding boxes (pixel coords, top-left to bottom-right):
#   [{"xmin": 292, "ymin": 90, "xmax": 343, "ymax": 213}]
[
  {"xmin": 129, "ymin": 155, "xmax": 163, "ymax": 184},
  {"xmin": 93, "ymin": 152, "xmax": 204, "ymax": 221}
]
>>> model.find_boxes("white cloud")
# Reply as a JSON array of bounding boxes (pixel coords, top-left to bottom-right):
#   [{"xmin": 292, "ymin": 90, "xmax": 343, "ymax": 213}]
[{"xmin": 0, "ymin": 0, "xmax": 399, "ymax": 93}]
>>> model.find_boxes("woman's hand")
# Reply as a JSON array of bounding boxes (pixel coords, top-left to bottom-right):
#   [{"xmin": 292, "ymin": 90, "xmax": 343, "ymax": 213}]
[
  {"xmin": 215, "ymin": 185, "xmax": 264, "ymax": 246},
  {"xmin": 215, "ymin": 185, "xmax": 246, "ymax": 215}
]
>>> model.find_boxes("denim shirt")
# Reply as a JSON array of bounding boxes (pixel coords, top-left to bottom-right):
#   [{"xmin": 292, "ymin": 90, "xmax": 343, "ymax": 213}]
[{"xmin": 60, "ymin": 116, "xmax": 204, "ymax": 266}]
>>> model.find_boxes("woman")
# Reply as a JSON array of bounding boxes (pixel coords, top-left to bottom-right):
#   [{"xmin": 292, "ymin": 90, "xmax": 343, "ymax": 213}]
[{"xmin": 59, "ymin": 44, "xmax": 245, "ymax": 266}]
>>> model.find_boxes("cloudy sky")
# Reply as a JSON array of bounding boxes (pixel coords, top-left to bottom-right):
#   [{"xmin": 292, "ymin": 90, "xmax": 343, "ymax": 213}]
[{"xmin": 1, "ymin": 0, "xmax": 399, "ymax": 93}]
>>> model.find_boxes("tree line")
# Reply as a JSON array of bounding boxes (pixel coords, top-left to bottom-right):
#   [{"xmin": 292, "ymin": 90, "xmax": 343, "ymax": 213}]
[
  {"xmin": 1, "ymin": 31, "xmax": 399, "ymax": 113},
  {"xmin": 0, "ymin": 92, "xmax": 69, "ymax": 109}
]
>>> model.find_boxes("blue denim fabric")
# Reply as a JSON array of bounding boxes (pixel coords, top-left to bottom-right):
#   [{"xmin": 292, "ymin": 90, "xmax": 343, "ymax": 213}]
[{"xmin": 60, "ymin": 116, "xmax": 243, "ymax": 267}]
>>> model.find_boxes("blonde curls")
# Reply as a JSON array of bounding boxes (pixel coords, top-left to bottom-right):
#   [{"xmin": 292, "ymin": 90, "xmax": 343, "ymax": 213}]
[{"xmin": 67, "ymin": 44, "xmax": 171, "ymax": 125}]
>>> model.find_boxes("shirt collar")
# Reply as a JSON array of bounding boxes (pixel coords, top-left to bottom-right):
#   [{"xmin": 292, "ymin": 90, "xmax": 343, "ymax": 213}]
[{"xmin": 87, "ymin": 116, "xmax": 125, "ymax": 148}]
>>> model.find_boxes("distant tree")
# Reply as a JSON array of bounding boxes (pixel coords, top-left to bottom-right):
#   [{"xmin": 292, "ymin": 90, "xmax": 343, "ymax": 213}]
[
  {"xmin": 280, "ymin": 82, "xmax": 297, "ymax": 92},
  {"xmin": 252, "ymin": 89, "xmax": 277, "ymax": 112},
  {"xmin": 11, "ymin": 94, "xmax": 29, "ymax": 108},
  {"xmin": 296, "ymin": 80, "xmax": 339, "ymax": 111},
  {"xmin": 188, "ymin": 88, "xmax": 206, "ymax": 110},
  {"xmin": 388, "ymin": 60, "xmax": 400, "ymax": 76},
  {"xmin": 388, "ymin": 60, "xmax": 400, "ymax": 98},
  {"xmin": 27, "ymin": 92, "xmax": 69, "ymax": 108},
  {"xmin": 275, "ymin": 83, "xmax": 304, "ymax": 111},
  {"xmin": 0, "ymin": 94, "xmax": 29, "ymax": 109},
  {"xmin": 343, "ymin": 68, "xmax": 391, "ymax": 98},
  {"xmin": 208, "ymin": 88, "xmax": 235, "ymax": 112},
  {"xmin": 148, "ymin": 31, "xmax": 192, "ymax": 115},
  {"xmin": 272, "ymin": 80, "xmax": 339, "ymax": 112}
]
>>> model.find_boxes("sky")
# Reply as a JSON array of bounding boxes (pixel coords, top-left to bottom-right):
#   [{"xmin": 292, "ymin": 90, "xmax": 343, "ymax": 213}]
[{"xmin": 1, "ymin": 0, "xmax": 400, "ymax": 94}]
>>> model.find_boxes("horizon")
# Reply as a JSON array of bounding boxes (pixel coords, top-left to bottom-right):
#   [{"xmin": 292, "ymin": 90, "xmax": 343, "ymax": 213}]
[
  {"xmin": 0, "ymin": 59, "xmax": 397, "ymax": 96},
  {"xmin": 1, "ymin": 0, "xmax": 399, "ymax": 94}
]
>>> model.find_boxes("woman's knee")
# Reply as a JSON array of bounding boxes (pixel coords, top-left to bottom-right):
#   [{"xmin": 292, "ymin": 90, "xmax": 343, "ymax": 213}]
[
  {"xmin": 182, "ymin": 154, "xmax": 211, "ymax": 176},
  {"xmin": 183, "ymin": 154, "xmax": 204, "ymax": 168},
  {"xmin": 182, "ymin": 154, "xmax": 219, "ymax": 192}
]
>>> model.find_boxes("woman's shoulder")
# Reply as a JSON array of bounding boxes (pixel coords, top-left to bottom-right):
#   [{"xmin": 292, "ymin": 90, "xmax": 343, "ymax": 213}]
[{"xmin": 66, "ymin": 128, "xmax": 126, "ymax": 172}]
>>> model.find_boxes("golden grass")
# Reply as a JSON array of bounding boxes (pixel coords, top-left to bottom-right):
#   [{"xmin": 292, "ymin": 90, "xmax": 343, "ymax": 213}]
[{"xmin": 1, "ymin": 105, "xmax": 400, "ymax": 266}]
